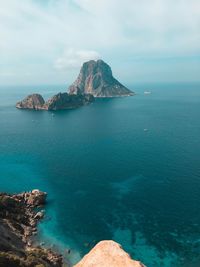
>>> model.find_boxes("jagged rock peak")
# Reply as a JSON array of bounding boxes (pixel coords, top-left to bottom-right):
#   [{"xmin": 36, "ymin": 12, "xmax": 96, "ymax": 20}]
[
  {"xmin": 74, "ymin": 240, "xmax": 145, "ymax": 267},
  {"xmin": 68, "ymin": 59, "xmax": 134, "ymax": 97}
]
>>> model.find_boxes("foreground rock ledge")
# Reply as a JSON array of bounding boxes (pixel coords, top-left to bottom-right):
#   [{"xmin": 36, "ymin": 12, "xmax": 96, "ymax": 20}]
[{"xmin": 75, "ymin": 240, "xmax": 145, "ymax": 267}]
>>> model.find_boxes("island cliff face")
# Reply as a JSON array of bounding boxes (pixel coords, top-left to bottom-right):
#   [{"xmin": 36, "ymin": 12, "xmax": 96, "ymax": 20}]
[
  {"xmin": 0, "ymin": 190, "xmax": 146, "ymax": 267},
  {"xmin": 16, "ymin": 92, "xmax": 94, "ymax": 111},
  {"xmin": 68, "ymin": 60, "xmax": 134, "ymax": 97}
]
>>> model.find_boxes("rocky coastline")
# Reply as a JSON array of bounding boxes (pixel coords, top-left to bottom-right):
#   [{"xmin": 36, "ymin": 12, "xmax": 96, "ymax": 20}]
[
  {"xmin": 0, "ymin": 190, "xmax": 63, "ymax": 267},
  {"xmin": 0, "ymin": 190, "xmax": 145, "ymax": 267}
]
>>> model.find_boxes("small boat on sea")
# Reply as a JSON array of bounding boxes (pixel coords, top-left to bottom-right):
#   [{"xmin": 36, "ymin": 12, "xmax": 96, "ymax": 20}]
[{"xmin": 144, "ymin": 91, "xmax": 151, "ymax": 95}]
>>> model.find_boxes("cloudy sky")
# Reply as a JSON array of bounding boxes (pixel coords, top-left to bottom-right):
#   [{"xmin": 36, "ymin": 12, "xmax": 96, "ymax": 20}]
[{"xmin": 0, "ymin": 0, "xmax": 200, "ymax": 85}]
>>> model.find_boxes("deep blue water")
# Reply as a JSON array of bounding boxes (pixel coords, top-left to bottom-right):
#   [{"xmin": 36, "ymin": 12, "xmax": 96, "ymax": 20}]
[{"xmin": 0, "ymin": 83, "xmax": 200, "ymax": 267}]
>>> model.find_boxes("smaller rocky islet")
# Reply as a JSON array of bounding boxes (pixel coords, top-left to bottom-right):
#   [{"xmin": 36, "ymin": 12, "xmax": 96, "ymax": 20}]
[{"xmin": 16, "ymin": 92, "xmax": 95, "ymax": 111}]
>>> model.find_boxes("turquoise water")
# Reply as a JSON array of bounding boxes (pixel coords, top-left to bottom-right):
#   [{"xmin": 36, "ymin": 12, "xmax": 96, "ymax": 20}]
[{"xmin": 0, "ymin": 83, "xmax": 200, "ymax": 266}]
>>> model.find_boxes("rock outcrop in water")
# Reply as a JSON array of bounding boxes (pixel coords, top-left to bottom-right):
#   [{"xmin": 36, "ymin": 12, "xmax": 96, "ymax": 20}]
[
  {"xmin": 0, "ymin": 190, "xmax": 63, "ymax": 267},
  {"xmin": 16, "ymin": 94, "xmax": 45, "ymax": 110},
  {"xmin": 16, "ymin": 92, "xmax": 94, "ymax": 111},
  {"xmin": 75, "ymin": 240, "xmax": 145, "ymax": 267},
  {"xmin": 68, "ymin": 60, "xmax": 134, "ymax": 97},
  {"xmin": 43, "ymin": 92, "xmax": 94, "ymax": 110}
]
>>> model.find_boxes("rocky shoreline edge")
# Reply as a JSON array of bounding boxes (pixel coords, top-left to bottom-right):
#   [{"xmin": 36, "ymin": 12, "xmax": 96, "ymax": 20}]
[
  {"xmin": 0, "ymin": 190, "xmax": 145, "ymax": 267},
  {"xmin": 0, "ymin": 190, "xmax": 63, "ymax": 267}
]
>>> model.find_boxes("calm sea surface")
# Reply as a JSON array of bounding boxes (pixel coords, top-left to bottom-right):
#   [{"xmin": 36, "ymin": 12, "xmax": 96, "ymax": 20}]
[{"xmin": 0, "ymin": 83, "xmax": 200, "ymax": 266}]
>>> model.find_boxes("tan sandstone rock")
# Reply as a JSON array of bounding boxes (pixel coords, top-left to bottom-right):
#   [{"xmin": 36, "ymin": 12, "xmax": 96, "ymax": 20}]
[{"xmin": 74, "ymin": 240, "xmax": 145, "ymax": 267}]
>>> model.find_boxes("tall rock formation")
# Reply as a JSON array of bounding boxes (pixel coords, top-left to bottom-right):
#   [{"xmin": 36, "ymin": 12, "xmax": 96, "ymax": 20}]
[{"xmin": 68, "ymin": 60, "xmax": 134, "ymax": 97}]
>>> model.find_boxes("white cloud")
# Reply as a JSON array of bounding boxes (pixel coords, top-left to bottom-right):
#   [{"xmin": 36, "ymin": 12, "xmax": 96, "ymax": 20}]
[
  {"xmin": 55, "ymin": 48, "xmax": 100, "ymax": 70},
  {"xmin": 0, "ymin": 71, "xmax": 16, "ymax": 77},
  {"xmin": 0, "ymin": 0, "xmax": 199, "ymax": 84},
  {"xmin": 74, "ymin": 0, "xmax": 200, "ymax": 54}
]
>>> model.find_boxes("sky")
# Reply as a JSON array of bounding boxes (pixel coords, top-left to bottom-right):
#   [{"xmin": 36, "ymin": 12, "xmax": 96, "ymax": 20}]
[{"xmin": 0, "ymin": 0, "xmax": 200, "ymax": 85}]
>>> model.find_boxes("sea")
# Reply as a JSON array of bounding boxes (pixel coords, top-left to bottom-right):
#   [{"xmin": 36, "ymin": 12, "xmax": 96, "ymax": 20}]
[{"xmin": 0, "ymin": 83, "xmax": 200, "ymax": 267}]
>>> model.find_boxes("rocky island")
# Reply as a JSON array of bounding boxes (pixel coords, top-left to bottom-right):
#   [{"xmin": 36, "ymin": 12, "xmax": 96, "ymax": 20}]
[
  {"xmin": 16, "ymin": 92, "xmax": 94, "ymax": 111},
  {"xmin": 16, "ymin": 60, "xmax": 134, "ymax": 111},
  {"xmin": 0, "ymin": 190, "xmax": 145, "ymax": 267},
  {"xmin": 68, "ymin": 59, "xmax": 134, "ymax": 97}
]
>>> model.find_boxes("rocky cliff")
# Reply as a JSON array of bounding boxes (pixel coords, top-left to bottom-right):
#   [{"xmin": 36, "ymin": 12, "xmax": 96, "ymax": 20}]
[
  {"xmin": 68, "ymin": 60, "xmax": 134, "ymax": 97},
  {"xmin": 0, "ymin": 190, "xmax": 63, "ymax": 267},
  {"xmin": 16, "ymin": 92, "xmax": 94, "ymax": 111}
]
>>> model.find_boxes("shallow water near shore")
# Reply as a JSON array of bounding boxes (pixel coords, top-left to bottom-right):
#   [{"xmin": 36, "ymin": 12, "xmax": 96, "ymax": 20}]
[{"xmin": 0, "ymin": 83, "xmax": 200, "ymax": 266}]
